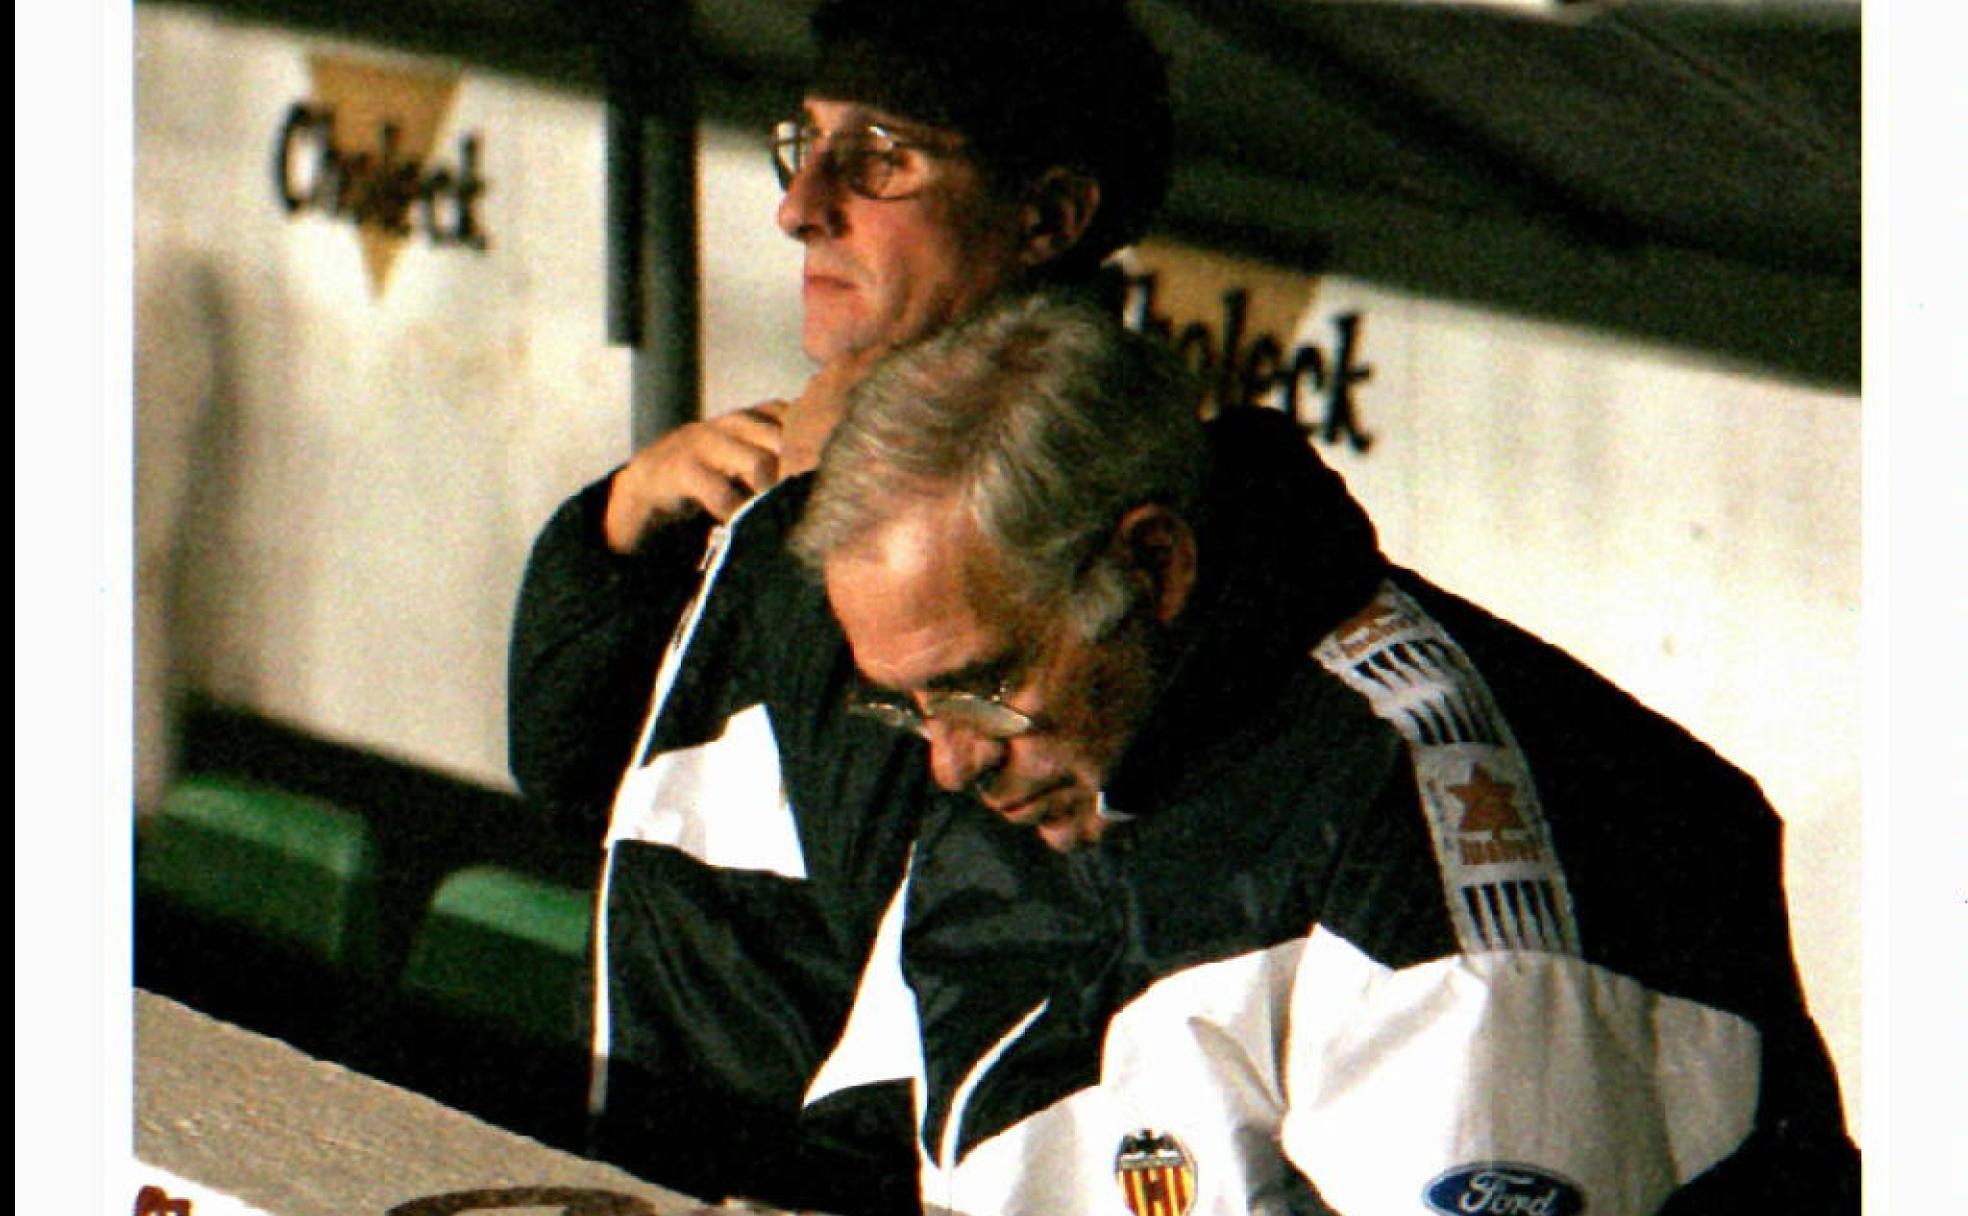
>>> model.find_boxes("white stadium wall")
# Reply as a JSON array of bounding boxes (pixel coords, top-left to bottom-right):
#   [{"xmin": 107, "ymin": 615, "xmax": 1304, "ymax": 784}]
[
  {"xmin": 133, "ymin": 2, "xmax": 1862, "ymax": 1134},
  {"xmin": 135, "ymin": 4, "xmax": 810, "ymax": 799}
]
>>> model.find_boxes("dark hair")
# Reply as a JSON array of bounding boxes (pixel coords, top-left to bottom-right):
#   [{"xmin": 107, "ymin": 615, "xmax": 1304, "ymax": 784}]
[{"xmin": 806, "ymin": 0, "xmax": 1172, "ymax": 277}]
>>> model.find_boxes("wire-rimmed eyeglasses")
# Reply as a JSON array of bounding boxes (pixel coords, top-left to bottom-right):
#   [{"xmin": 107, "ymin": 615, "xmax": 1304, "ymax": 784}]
[
  {"xmin": 846, "ymin": 676, "xmax": 1036, "ymax": 741},
  {"xmin": 770, "ymin": 118, "xmax": 965, "ymax": 201}
]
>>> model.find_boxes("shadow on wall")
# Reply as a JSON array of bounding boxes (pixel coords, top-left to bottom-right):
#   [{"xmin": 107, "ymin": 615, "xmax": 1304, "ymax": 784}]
[{"xmin": 136, "ymin": 253, "xmax": 263, "ymax": 814}]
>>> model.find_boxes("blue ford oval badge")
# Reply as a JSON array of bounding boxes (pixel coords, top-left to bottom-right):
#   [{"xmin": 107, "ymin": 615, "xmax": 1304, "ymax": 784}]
[{"xmin": 1424, "ymin": 1162, "xmax": 1585, "ymax": 1216}]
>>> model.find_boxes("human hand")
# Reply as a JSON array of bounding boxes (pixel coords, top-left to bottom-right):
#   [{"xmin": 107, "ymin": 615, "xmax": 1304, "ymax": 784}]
[
  {"xmin": 601, "ymin": 401, "xmax": 788, "ymax": 553},
  {"xmin": 777, "ymin": 344, "xmax": 892, "ymax": 478}
]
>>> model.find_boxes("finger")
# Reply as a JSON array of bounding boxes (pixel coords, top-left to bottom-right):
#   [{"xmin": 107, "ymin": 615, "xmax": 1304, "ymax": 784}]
[
  {"xmin": 708, "ymin": 403, "xmax": 789, "ymax": 452},
  {"xmin": 721, "ymin": 399, "xmax": 790, "ymax": 427},
  {"xmin": 605, "ymin": 414, "xmax": 786, "ymax": 548},
  {"xmin": 679, "ymin": 461, "xmax": 759, "ymax": 523},
  {"xmin": 694, "ymin": 426, "xmax": 782, "ymax": 496}
]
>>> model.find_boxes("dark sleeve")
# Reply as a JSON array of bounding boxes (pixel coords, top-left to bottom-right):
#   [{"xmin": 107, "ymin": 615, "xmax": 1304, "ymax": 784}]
[
  {"xmin": 1412, "ymin": 582, "xmax": 1861, "ymax": 1210},
  {"xmin": 1655, "ymin": 803, "xmax": 1862, "ymax": 1215},
  {"xmin": 507, "ymin": 471, "xmax": 713, "ymax": 835}
]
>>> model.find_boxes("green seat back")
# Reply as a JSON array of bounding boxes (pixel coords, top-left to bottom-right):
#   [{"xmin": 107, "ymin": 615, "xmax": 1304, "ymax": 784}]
[
  {"xmin": 137, "ymin": 775, "xmax": 379, "ymax": 975},
  {"xmin": 400, "ymin": 865, "xmax": 592, "ymax": 1047}
]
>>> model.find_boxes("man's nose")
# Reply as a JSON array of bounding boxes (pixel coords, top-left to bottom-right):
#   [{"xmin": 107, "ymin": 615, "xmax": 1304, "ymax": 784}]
[
  {"xmin": 776, "ymin": 153, "xmax": 844, "ymax": 240},
  {"xmin": 924, "ymin": 719, "xmax": 1006, "ymax": 794}
]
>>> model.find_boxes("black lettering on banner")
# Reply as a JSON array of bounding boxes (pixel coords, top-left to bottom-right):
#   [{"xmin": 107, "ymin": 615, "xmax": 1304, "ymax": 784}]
[
  {"xmin": 1213, "ymin": 287, "xmax": 1249, "ymax": 411},
  {"xmin": 1126, "ymin": 271, "xmax": 1173, "ymax": 342},
  {"xmin": 273, "ymin": 102, "xmax": 329, "ymax": 213},
  {"xmin": 1240, "ymin": 334, "xmax": 1284, "ymax": 414},
  {"xmin": 1173, "ymin": 320, "xmax": 1217, "ymax": 399},
  {"xmin": 386, "ymin": 1186, "xmax": 657, "ymax": 1216},
  {"xmin": 1282, "ymin": 341, "xmax": 1325, "ymax": 429},
  {"xmin": 1119, "ymin": 273, "xmax": 1376, "ymax": 453},
  {"xmin": 431, "ymin": 135, "xmax": 490, "ymax": 248},
  {"xmin": 1322, "ymin": 311, "xmax": 1374, "ymax": 452},
  {"xmin": 271, "ymin": 103, "xmax": 491, "ymax": 251}
]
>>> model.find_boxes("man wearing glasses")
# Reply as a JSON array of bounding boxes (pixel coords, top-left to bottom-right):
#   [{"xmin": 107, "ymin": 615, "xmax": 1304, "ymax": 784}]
[
  {"xmin": 507, "ymin": 0, "xmax": 1169, "ymax": 1210},
  {"xmin": 792, "ymin": 295, "xmax": 1859, "ymax": 1215}
]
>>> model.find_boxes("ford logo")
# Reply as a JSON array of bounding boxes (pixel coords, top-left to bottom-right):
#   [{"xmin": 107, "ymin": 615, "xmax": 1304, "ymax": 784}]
[{"xmin": 1424, "ymin": 1163, "xmax": 1586, "ymax": 1216}]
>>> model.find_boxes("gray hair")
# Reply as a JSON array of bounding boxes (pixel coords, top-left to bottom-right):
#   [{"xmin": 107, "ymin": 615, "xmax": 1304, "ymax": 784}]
[{"xmin": 790, "ymin": 293, "xmax": 1207, "ymax": 639}]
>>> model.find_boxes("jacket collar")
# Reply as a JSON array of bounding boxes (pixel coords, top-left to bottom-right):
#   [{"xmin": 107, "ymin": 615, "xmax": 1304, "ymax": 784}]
[{"xmin": 1101, "ymin": 409, "xmax": 1387, "ymax": 815}]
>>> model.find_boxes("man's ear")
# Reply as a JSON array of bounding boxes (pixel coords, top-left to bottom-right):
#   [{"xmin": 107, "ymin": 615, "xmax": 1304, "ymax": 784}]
[
  {"xmin": 1017, "ymin": 168, "xmax": 1102, "ymax": 268},
  {"xmin": 1114, "ymin": 504, "xmax": 1197, "ymax": 625}
]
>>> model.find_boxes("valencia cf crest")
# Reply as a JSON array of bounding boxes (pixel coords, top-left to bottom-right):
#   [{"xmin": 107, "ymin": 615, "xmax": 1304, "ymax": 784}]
[{"xmin": 1115, "ymin": 1128, "xmax": 1197, "ymax": 1216}]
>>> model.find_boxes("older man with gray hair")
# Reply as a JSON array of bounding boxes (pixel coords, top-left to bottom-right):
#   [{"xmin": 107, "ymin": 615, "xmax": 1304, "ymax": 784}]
[
  {"xmin": 794, "ymin": 295, "xmax": 1213, "ymax": 853},
  {"xmin": 794, "ymin": 295, "xmax": 1857, "ymax": 1214}
]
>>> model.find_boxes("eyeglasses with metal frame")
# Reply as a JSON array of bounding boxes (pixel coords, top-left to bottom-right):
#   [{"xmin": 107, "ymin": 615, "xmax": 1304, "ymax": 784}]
[
  {"xmin": 769, "ymin": 118, "xmax": 964, "ymax": 201},
  {"xmin": 846, "ymin": 673, "xmax": 1036, "ymax": 741}
]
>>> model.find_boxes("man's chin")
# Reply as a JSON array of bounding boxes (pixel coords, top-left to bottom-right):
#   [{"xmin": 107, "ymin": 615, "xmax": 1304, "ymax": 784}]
[
  {"xmin": 800, "ymin": 302, "xmax": 873, "ymax": 363},
  {"xmin": 801, "ymin": 324, "xmax": 860, "ymax": 364},
  {"xmin": 804, "ymin": 303, "xmax": 954, "ymax": 363},
  {"xmin": 802, "ymin": 304, "xmax": 924, "ymax": 364}
]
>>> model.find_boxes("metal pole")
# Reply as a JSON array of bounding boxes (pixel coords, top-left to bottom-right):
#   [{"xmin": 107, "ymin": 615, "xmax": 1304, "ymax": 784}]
[{"xmin": 603, "ymin": 1, "xmax": 702, "ymax": 453}]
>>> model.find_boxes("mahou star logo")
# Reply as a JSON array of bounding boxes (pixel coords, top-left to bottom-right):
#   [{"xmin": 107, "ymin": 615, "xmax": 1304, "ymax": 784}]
[{"xmin": 1450, "ymin": 763, "xmax": 1543, "ymax": 867}]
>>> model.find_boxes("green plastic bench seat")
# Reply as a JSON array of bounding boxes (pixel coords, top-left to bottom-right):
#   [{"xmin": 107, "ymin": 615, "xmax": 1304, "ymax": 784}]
[
  {"xmin": 399, "ymin": 865, "xmax": 593, "ymax": 1047},
  {"xmin": 137, "ymin": 774, "xmax": 380, "ymax": 975}
]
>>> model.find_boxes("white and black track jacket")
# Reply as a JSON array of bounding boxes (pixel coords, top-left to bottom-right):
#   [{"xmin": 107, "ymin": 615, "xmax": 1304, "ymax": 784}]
[
  {"xmin": 511, "ymin": 470, "xmax": 924, "ymax": 1212},
  {"xmin": 803, "ymin": 412, "xmax": 1857, "ymax": 1215},
  {"xmin": 513, "ymin": 408, "xmax": 1856, "ymax": 1215}
]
